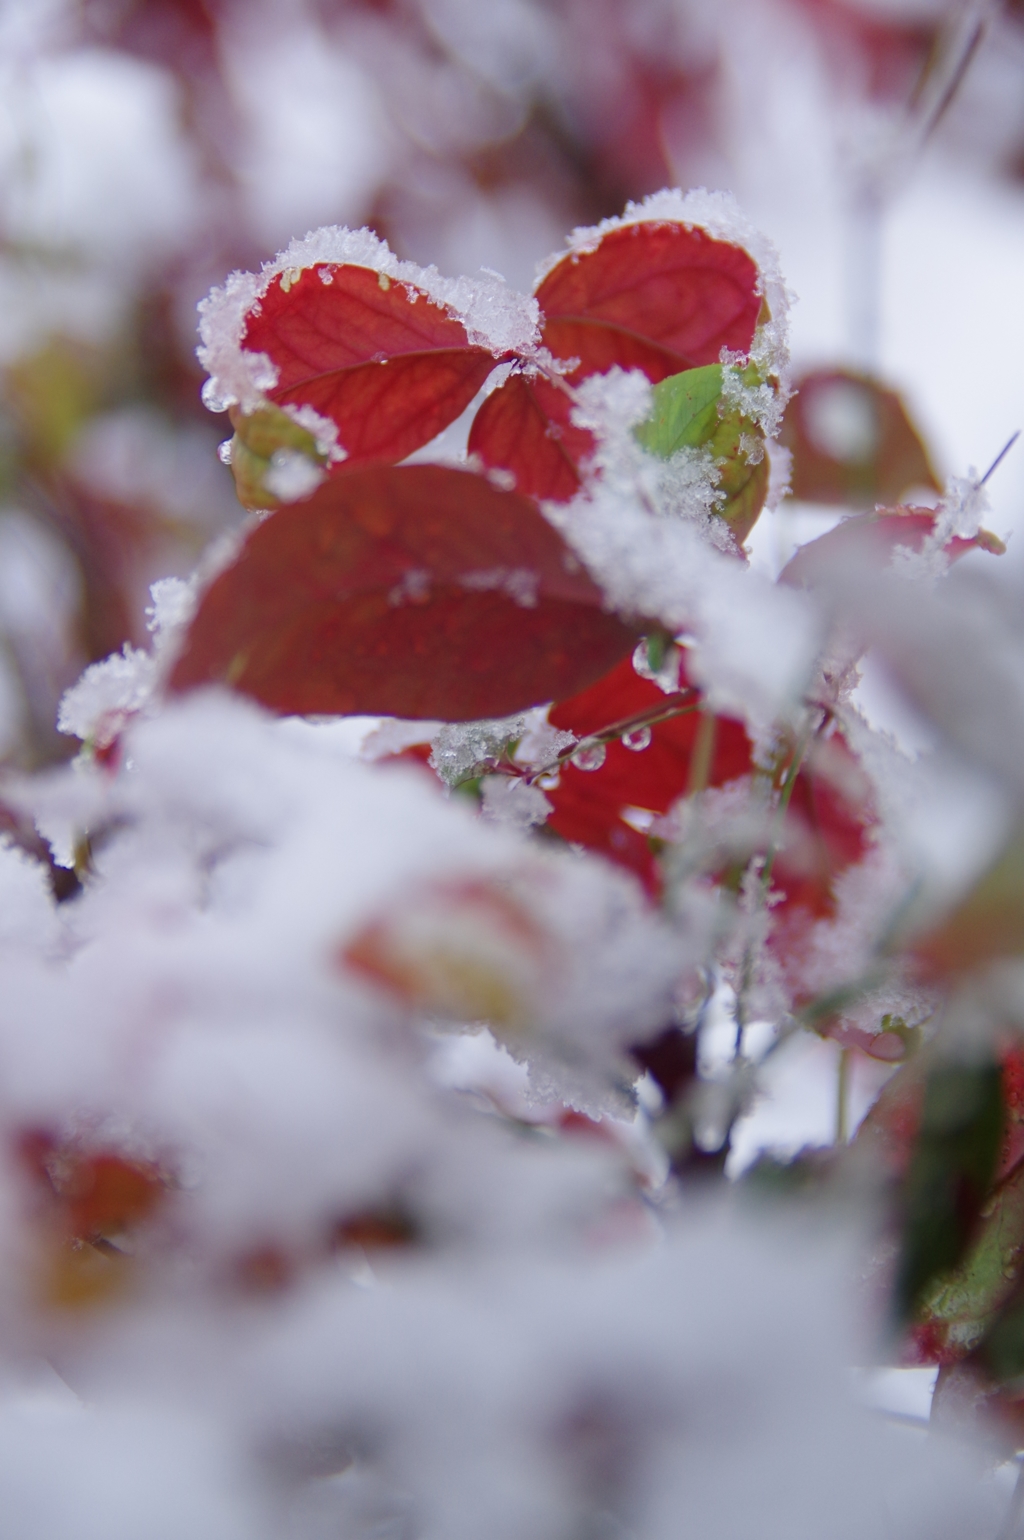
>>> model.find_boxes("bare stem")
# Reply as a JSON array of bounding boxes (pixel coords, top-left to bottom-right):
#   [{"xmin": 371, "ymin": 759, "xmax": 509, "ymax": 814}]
[
  {"xmin": 836, "ymin": 1048, "xmax": 851, "ymax": 1146},
  {"xmin": 980, "ymin": 430, "xmax": 1021, "ymax": 487},
  {"xmin": 519, "ymin": 690, "xmax": 700, "ymax": 784}
]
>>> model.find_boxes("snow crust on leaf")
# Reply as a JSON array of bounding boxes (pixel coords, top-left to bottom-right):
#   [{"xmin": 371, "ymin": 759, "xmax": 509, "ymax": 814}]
[
  {"xmin": 430, "ymin": 715, "xmax": 525, "ymax": 786},
  {"xmin": 56, "ymin": 576, "xmax": 197, "ymax": 747},
  {"xmin": 569, "ymin": 369, "xmax": 731, "ymax": 548},
  {"xmin": 198, "ymin": 224, "xmax": 542, "ymax": 415},
  {"xmin": 890, "ymin": 473, "xmax": 994, "ymax": 581},
  {"xmin": 480, "ymin": 775, "xmax": 552, "ymax": 832},
  {"xmin": 56, "ymin": 644, "xmax": 157, "ymax": 747}
]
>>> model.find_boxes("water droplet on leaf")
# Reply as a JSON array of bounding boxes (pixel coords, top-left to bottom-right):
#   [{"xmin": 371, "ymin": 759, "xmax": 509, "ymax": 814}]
[
  {"xmin": 201, "ymin": 378, "xmax": 229, "ymax": 413},
  {"xmin": 621, "ymin": 726, "xmax": 652, "ymax": 752},
  {"xmin": 572, "ymin": 739, "xmax": 606, "ymax": 772}
]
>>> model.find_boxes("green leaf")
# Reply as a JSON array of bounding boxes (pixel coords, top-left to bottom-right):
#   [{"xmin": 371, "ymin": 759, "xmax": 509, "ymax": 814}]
[
  {"xmin": 634, "ymin": 363, "xmax": 724, "ymax": 456},
  {"xmin": 897, "ymin": 1061, "xmax": 1004, "ymax": 1323},
  {"xmin": 634, "ymin": 363, "xmax": 769, "ymax": 544},
  {"xmin": 914, "ymin": 1157, "xmax": 1024, "ymax": 1365},
  {"xmin": 226, "ymin": 404, "xmax": 326, "ymax": 510}
]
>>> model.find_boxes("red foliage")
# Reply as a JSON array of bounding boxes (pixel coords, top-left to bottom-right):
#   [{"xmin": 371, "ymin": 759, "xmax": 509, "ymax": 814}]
[
  {"xmin": 245, "ymin": 266, "xmax": 500, "ymax": 469},
  {"xmin": 170, "ymin": 465, "xmax": 641, "ymax": 720},
  {"xmin": 540, "ymin": 658, "xmax": 876, "ymax": 940},
  {"xmin": 780, "ymin": 368, "xmax": 941, "ymax": 509},
  {"xmin": 780, "ymin": 505, "xmax": 1005, "ymax": 593},
  {"xmin": 544, "ymin": 655, "xmax": 753, "ymax": 894},
  {"xmin": 471, "ymin": 222, "xmax": 762, "ymax": 500}
]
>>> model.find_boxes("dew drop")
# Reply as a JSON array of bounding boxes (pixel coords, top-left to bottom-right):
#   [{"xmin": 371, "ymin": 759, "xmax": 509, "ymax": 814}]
[
  {"xmin": 572, "ymin": 739, "xmax": 606, "ymax": 772},
  {"xmin": 632, "ymin": 638, "xmax": 680, "ymax": 694},
  {"xmin": 217, "ymin": 438, "xmax": 234, "ymax": 465},
  {"xmin": 622, "ymin": 725, "xmax": 652, "ymax": 752},
  {"xmin": 201, "ymin": 378, "xmax": 229, "ymax": 413}
]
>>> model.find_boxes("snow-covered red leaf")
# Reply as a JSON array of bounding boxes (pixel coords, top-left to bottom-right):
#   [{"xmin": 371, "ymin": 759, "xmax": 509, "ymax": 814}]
[
  {"xmin": 233, "ymin": 264, "xmax": 501, "ymax": 477},
  {"xmin": 780, "ymin": 505, "xmax": 1005, "ymax": 592},
  {"xmin": 341, "ymin": 875, "xmax": 555, "ymax": 1034},
  {"xmin": 471, "ymin": 221, "xmax": 763, "ymax": 501},
  {"xmin": 168, "ymin": 465, "xmax": 641, "ymax": 720}
]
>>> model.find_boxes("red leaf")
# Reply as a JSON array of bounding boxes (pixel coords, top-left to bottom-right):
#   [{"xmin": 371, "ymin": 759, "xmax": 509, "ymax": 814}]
[
  {"xmin": 780, "ymin": 505, "xmax": 1005, "ymax": 591},
  {"xmin": 243, "ymin": 265, "xmax": 499, "ymax": 468},
  {"xmin": 780, "ymin": 368, "xmax": 940, "ymax": 508},
  {"xmin": 536, "ymin": 224, "xmax": 761, "ymax": 363},
  {"xmin": 543, "ymin": 656, "xmax": 753, "ymax": 893},
  {"xmin": 468, "ymin": 374, "xmax": 585, "ymax": 503},
  {"xmin": 169, "ymin": 465, "xmax": 641, "ymax": 720},
  {"xmin": 472, "ymin": 221, "xmax": 762, "ymax": 501}
]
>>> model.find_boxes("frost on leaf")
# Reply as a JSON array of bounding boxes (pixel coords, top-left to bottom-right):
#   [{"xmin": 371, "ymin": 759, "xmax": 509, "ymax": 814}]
[
  {"xmin": 198, "ymin": 227, "xmax": 542, "ymax": 496},
  {"xmin": 634, "ymin": 362, "xmax": 771, "ymax": 545},
  {"xmin": 470, "ymin": 204, "xmax": 765, "ymax": 503},
  {"xmin": 780, "ymin": 504, "xmax": 1005, "ymax": 595},
  {"xmin": 168, "ymin": 465, "xmax": 642, "ymax": 720}
]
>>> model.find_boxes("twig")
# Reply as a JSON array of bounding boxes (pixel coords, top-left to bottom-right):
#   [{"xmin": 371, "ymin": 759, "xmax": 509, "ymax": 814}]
[
  {"xmin": 836, "ymin": 1047, "xmax": 851, "ymax": 1146},
  {"xmin": 908, "ymin": 4, "xmax": 990, "ymax": 158},
  {"xmin": 519, "ymin": 690, "xmax": 700, "ymax": 785},
  {"xmin": 980, "ymin": 430, "xmax": 1021, "ymax": 487}
]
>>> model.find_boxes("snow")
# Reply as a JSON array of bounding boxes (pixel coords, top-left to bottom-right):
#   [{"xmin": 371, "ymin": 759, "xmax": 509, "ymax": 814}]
[
  {"xmin": 429, "ymin": 715, "xmax": 526, "ymax": 785},
  {"xmin": 55, "ymin": 578, "xmax": 197, "ymax": 749},
  {"xmin": 55, "ymin": 644, "xmax": 157, "ymax": 748},
  {"xmin": 542, "ymin": 370, "xmax": 823, "ymax": 734}
]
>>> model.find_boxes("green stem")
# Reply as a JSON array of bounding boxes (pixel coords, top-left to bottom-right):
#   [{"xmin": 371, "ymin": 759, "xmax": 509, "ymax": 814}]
[
  {"xmin": 836, "ymin": 1047, "xmax": 851, "ymax": 1145},
  {"xmin": 686, "ymin": 709, "xmax": 717, "ymax": 798}
]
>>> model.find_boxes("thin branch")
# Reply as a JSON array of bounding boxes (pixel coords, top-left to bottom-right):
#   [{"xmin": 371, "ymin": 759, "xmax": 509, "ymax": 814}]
[
  {"xmin": 836, "ymin": 1047, "xmax": 851, "ymax": 1146},
  {"xmin": 519, "ymin": 690, "xmax": 700, "ymax": 785},
  {"xmin": 980, "ymin": 430, "xmax": 1021, "ymax": 487}
]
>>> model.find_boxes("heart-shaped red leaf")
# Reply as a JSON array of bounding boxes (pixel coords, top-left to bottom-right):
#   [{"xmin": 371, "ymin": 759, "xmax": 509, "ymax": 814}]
[
  {"xmin": 243, "ymin": 265, "xmax": 499, "ymax": 469},
  {"xmin": 471, "ymin": 220, "xmax": 762, "ymax": 500},
  {"xmin": 169, "ymin": 465, "xmax": 641, "ymax": 720},
  {"xmin": 536, "ymin": 223, "xmax": 762, "ymax": 362},
  {"xmin": 468, "ymin": 374, "xmax": 587, "ymax": 503}
]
